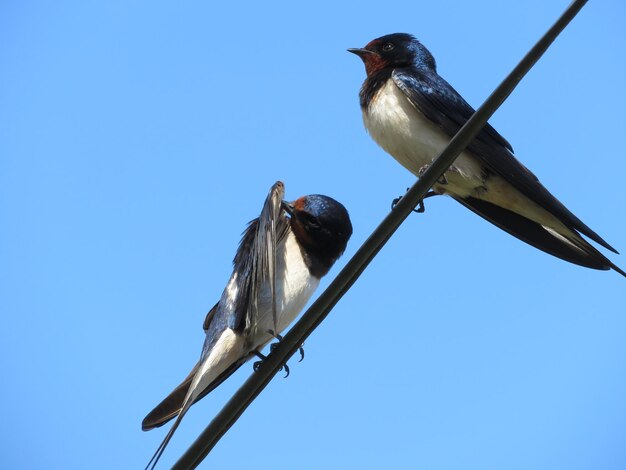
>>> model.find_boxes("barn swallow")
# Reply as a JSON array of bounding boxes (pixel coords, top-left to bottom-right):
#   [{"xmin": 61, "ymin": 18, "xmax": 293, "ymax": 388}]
[
  {"xmin": 143, "ymin": 181, "xmax": 352, "ymax": 469},
  {"xmin": 349, "ymin": 33, "xmax": 624, "ymax": 276}
]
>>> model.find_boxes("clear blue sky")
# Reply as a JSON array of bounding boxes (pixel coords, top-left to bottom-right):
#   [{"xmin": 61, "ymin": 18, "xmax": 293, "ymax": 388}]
[{"xmin": 2, "ymin": 1, "xmax": 625, "ymax": 469}]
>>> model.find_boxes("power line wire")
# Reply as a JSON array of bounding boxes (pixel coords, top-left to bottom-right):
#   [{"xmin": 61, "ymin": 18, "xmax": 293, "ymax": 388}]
[{"xmin": 171, "ymin": 1, "xmax": 588, "ymax": 468}]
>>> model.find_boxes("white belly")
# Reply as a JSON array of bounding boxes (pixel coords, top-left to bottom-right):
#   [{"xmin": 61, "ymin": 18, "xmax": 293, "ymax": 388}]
[
  {"xmin": 363, "ymin": 79, "xmax": 484, "ymax": 197},
  {"xmin": 249, "ymin": 230, "xmax": 319, "ymax": 349},
  {"xmin": 192, "ymin": 231, "xmax": 319, "ymax": 399},
  {"xmin": 362, "ymin": 79, "xmax": 569, "ymax": 232}
]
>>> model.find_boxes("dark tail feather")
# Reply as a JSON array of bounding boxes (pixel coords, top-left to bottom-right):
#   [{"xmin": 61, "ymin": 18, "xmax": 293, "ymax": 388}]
[
  {"xmin": 142, "ymin": 363, "xmax": 199, "ymax": 431},
  {"xmin": 546, "ymin": 195, "xmax": 619, "ymax": 254},
  {"xmin": 568, "ymin": 216, "xmax": 619, "ymax": 254},
  {"xmin": 455, "ymin": 196, "xmax": 626, "ymax": 277},
  {"xmin": 145, "ymin": 401, "xmax": 192, "ymax": 470},
  {"xmin": 143, "ymin": 359, "xmax": 247, "ymax": 468},
  {"xmin": 142, "ymin": 360, "xmax": 246, "ymax": 431}
]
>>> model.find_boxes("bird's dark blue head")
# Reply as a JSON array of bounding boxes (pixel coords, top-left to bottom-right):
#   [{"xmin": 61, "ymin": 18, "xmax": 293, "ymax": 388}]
[
  {"xmin": 283, "ymin": 195, "xmax": 352, "ymax": 277},
  {"xmin": 348, "ymin": 33, "xmax": 436, "ymax": 76}
]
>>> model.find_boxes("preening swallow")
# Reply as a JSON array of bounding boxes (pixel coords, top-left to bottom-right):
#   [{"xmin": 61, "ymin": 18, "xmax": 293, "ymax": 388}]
[
  {"xmin": 349, "ymin": 33, "xmax": 624, "ymax": 276},
  {"xmin": 143, "ymin": 181, "xmax": 352, "ymax": 468}
]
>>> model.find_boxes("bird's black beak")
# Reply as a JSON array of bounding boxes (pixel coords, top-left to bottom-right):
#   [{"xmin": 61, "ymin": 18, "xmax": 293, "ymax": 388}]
[
  {"xmin": 347, "ymin": 47, "xmax": 377, "ymax": 58},
  {"xmin": 282, "ymin": 201, "xmax": 294, "ymax": 216}
]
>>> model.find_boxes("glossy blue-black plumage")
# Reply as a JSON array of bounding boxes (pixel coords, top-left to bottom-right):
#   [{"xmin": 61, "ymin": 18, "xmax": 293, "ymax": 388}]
[
  {"xmin": 351, "ymin": 32, "xmax": 624, "ymax": 275},
  {"xmin": 142, "ymin": 185, "xmax": 352, "ymax": 434},
  {"xmin": 290, "ymin": 194, "xmax": 353, "ymax": 278}
]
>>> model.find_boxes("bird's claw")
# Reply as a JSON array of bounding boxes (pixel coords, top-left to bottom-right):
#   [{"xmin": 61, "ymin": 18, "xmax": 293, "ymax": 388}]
[
  {"xmin": 253, "ymin": 358, "xmax": 289, "ymax": 376},
  {"xmin": 253, "ymin": 349, "xmax": 267, "ymax": 372},
  {"xmin": 391, "ymin": 188, "xmax": 427, "ymax": 213},
  {"xmin": 251, "ymin": 331, "xmax": 305, "ymax": 378}
]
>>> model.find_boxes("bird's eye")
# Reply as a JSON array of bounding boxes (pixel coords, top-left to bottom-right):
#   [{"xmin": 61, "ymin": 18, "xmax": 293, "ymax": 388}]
[
  {"xmin": 382, "ymin": 42, "xmax": 394, "ymax": 51},
  {"xmin": 301, "ymin": 213, "xmax": 321, "ymax": 229}
]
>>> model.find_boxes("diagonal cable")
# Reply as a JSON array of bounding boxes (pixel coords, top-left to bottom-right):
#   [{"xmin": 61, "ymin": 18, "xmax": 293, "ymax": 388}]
[{"xmin": 171, "ymin": 1, "xmax": 588, "ymax": 468}]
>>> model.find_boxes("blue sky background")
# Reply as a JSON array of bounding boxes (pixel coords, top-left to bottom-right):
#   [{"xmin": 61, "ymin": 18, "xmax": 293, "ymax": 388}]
[{"xmin": 2, "ymin": 1, "xmax": 626, "ymax": 469}]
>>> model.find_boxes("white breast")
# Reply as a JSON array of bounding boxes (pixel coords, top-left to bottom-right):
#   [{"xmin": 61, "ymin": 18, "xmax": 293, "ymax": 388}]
[
  {"xmin": 363, "ymin": 79, "xmax": 484, "ymax": 197},
  {"xmin": 250, "ymin": 230, "xmax": 319, "ymax": 350},
  {"xmin": 190, "ymin": 232, "xmax": 318, "ymax": 402}
]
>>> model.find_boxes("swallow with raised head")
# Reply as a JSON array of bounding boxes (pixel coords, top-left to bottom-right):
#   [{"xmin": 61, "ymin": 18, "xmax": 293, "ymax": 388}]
[
  {"xmin": 143, "ymin": 181, "xmax": 352, "ymax": 469},
  {"xmin": 349, "ymin": 33, "xmax": 624, "ymax": 276}
]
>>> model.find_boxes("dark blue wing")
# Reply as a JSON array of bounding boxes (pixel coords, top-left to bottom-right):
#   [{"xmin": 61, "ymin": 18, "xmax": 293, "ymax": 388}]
[
  {"xmin": 212, "ymin": 182, "xmax": 290, "ymax": 338},
  {"xmin": 391, "ymin": 67, "xmax": 617, "ymax": 253}
]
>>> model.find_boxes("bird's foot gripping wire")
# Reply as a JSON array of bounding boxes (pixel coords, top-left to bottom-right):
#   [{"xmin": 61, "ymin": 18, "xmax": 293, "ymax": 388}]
[
  {"xmin": 391, "ymin": 188, "xmax": 439, "ymax": 213},
  {"xmin": 252, "ymin": 330, "xmax": 305, "ymax": 378}
]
